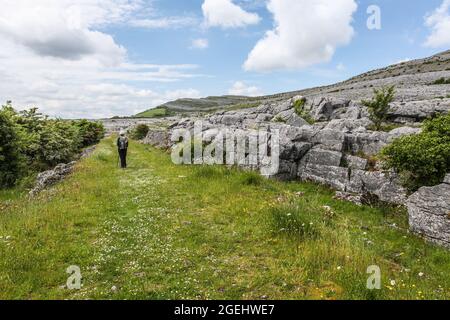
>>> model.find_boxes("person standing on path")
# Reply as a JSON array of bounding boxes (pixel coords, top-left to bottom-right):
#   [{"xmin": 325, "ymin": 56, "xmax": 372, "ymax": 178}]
[{"xmin": 117, "ymin": 130, "xmax": 129, "ymax": 169}]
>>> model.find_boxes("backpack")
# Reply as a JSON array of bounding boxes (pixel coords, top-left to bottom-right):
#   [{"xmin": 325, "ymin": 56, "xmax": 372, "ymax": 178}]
[{"xmin": 118, "ymin": 137, "xmax": 128, "ymax": 150}]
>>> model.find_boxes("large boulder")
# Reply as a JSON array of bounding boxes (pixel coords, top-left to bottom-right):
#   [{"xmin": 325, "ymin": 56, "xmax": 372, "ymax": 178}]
[
  {"xmin": 311, "ymin": 129, "xmax": 346, "ymax": 152},
  {"xmin": 348, "ymin": 170, "xmax": 407, "ymax": 204},
  {"xmin": 407, "ymin": 175, "xmax": 450, "ymax": 249},
  {"xmin": 303, "ymin": 147, "xmax": 343, "ymax": 167},
  {"xmin": 299, "ymin": 164, "xmax": 349, "ymax": 191},
  {"xmin": 308, "ymin": 97, "xmax": 352, "ymax": 121},
  {"xmin": 143, "ymin": 129, "xmax": 171, "ymax": 149},
  {"xmin": 388, "ymin": 99, "xmax": 450, "ymax": 123}
]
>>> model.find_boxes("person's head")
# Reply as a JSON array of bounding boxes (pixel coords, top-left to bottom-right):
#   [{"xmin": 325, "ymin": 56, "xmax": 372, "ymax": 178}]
[{"xmin": 119, "ymin": 130, "xmax": 126, "ymax": 137}]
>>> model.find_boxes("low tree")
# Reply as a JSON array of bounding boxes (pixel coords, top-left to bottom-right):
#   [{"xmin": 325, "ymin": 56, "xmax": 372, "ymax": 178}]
[
  {"xmin": 0, "ymin": 105, "xmax": 24, "ymax": 187},
  {"xmin": 362, "ymin": 86, "xmax": 396, "ymax": 131}
]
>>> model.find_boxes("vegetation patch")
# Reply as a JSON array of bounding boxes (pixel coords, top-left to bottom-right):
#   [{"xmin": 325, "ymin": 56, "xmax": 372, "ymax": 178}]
[
  {"xmin": 362, "ymin": 86, "xmax": 396, "ymax": 131},
  {"xmin": 293, "ymin": 99, "xmax": 315, "ymax": 124},
  {"xmin": 130, "ymin": 124, "xmax": 150, "ymax": 140},
  {"xmin": 135, "ymin": 107, "xmax": 171, "ymax": 118},
  {"xmin": 0, "ymin": 103, "xmax": 104, "ymax": 188},
  {"xmin": 381, "ymin": 113, "xmax": 450, "ymax": 191},
  {"xmin": 431, "ymin": 77, "xmax": 450, "ymax": 85}
]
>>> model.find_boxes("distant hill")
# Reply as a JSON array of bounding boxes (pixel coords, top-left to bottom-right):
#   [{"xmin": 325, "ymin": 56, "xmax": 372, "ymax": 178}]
[
  {"xmin": 135, "ymin": 49, "xmax": 450, "ymax": 118},
  {"xmin": 135, "ymin": 96, "xmax": 262, "ymax": 118}
]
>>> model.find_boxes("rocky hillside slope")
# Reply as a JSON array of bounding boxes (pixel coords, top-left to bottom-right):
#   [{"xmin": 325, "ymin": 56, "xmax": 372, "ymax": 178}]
[{"xmin": 134, "ymin": 50, "xmax": 450, "ymax": 118}]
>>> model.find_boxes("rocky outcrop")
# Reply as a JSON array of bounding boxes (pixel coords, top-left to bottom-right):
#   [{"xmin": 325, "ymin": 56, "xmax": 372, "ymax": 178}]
[
  {"xmin": 142, "ymin": 129, "xmax": 171, "ymax": 149},
  {"xmin": 29, "ymin": 162, "xmax": 77, "ymax": 196},
  {"xmin": 407, "ymin": 175, "xmax": 450, "ymax": 249}
]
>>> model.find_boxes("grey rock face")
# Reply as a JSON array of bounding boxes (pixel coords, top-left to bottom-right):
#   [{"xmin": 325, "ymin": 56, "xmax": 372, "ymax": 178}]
[
  {"xmin": 300, "ymin": 164, "xmax": 349, "ymax": 191},
  {"xmin": 348, "ymin": 170, "xmax": 407, "ymax": 204},
  {"xmin": 308, "ymin": 98, "xmax": 352, "ymax": 121},
  {"xmin": 344, "ymin": 155, "xmax": 368, "ymax": 170},
  {"xmin": 273, "ymin": 109, "xmax": 309, "ymax": 127},
  {"xmin": 303, "ymin": 148, "xmax": 343, "ymax": 167},
  {"xmin": 388, "ymin": 99, "xmax": 450, "ymax": 123},
  {"xmin": 346, "ymin": 131, "xmax": 390, "ymax": 156},
  {"xmin": 30, "ymin": 162, "xmax": 77, "ymax": 196},
  {"xmin": 325, "ymin": 118, "xmax": 372, "ymax": 132},
  {"xmin": 407, "ymin": 182, "xmax": 450, "ymax": 249},
  {"xmin": 311, "ymin": 129, "xmax": 346, "ymax": 152},
  {"xmin": 143, "ymin": 129, "xmax": 171, "ymax": 149}
]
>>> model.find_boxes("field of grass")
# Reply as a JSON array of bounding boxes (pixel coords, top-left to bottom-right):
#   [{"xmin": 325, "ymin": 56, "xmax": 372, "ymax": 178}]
[
  {"xmin": 0, "ymin": 136, "xmax": 449, "ymax": 300},
  {"xmin": 135, "ymin": 107, "xmax": 170, "ymax": 118}
]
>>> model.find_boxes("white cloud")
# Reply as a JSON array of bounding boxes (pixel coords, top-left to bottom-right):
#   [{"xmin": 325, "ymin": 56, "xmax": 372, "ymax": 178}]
[
  {"xmin": 424, "ymin": 0, "xmax": 450, "ymax": 48},
  {"xmin": 0, "ymin": 1, "xmax": 204, "ymax": 118},
  {"xmin": 190, "ymin": 38, "xmax": 209, "ymax": 49},
  {"xmin": 0, "ymin": 0, "xmax": 143, "ymax": 65},
  {"xmin": 244, "ymin": 0, "xmax": 357, "ymax": 72},
  {"xmin": 129, "ymin": 17, "xmax": 198, "ymax": 29},
  {"xmin": 228, "ymin": 81, "xmax": 262, "ymax": 96},
  {"xmin": 202, "ymin": 0, "xmax": 261, "ymax": 28}
]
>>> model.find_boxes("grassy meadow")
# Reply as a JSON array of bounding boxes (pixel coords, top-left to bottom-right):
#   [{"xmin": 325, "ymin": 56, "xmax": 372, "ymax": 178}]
[{"xmin": 0, "ymin": 136, "xmax": 449, "ymax": 300}]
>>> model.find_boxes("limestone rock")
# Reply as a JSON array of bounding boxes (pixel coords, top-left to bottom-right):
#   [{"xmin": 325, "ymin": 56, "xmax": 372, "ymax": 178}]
[
  {"xmin": 344, "ymin": 155, "xmax": 368, "ymax": 170},
  {"xmin": 407, "ymin": 182, "xmax": 450, "ymax": 249},
  {"xmin": 300, "ymin": 164, "xmax": 349, "ymax": 191},
  {"xmin": 143, "ymin": 129, "xmax": 171, "ymax": 149},
  {"xmin": 30, "ymin": 162, "xmax": 77, "ymax": 196},
  {"xmin": 303, "ymin": 148, "xmax": 343, "ymax": 167},
  {"xmin": 272, "ymin": 109, "xmax": 309, "ymax": 127}
]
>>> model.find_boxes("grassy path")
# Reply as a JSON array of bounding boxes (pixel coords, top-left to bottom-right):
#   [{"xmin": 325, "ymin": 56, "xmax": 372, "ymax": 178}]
[{"xmin": 0, "ymin": 137, "xmax": 449, "ymax": 300}]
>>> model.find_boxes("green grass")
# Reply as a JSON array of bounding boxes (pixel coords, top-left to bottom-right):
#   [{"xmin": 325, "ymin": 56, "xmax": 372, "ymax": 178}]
[
  {"xmin": 135, "ymin": 107, "xmax": 171, "ymax": 118},
  {"xmin": 0, "ymin": 137, "xmax": 449, "ymax": 300}
]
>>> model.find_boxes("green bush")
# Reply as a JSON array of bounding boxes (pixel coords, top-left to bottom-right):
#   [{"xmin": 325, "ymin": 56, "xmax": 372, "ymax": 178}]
[
  {"xmin": 14, "ymin": 108, "xmax": 80, "ymax": 169},
  {"xmin": 0, "ymin": 104, "xmax": 105, "ymax": 187},
  {"xmin": 130, "ymin": 124, "xmax": 150, "ymax": 140},
  {"xmin": 381, "ymin": 114, "xmax": 450, "ymax": 191},
  {"xmin": 0, "ymin": 106, "xmax": 24, "ymax": 187},
  {"xmin": 73, "ymin": 119, "xmax": 104, "ymax": 148},
  {"xmin": 362, "ymin": 86, "xmax": 395, "ymax": 131}
]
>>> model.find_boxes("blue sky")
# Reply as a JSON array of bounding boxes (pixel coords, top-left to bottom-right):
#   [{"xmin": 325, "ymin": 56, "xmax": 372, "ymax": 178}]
[{"xmin": 0, "ymin": 0, "xmax": 449, "ymax": 118}]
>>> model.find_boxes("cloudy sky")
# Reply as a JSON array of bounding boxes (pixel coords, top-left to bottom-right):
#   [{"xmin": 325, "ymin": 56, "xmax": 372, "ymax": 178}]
[{"xmin": 0, "ymin": 0, "xmax": 449, "ymax": 118}]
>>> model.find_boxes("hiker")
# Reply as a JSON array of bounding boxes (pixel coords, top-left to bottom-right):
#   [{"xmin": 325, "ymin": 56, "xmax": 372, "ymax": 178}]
[{"xmin": 117, "ymin": 130, "xmax": 129, "ymax": 169}]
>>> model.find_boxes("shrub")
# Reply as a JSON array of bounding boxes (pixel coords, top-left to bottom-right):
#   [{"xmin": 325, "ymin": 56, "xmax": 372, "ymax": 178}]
[
  {"xmin": 381, "ymin": 114, "xmax": 450, "ymax": 191},
  {"xmin": 362, "ymin": 86, "xmax": 395, "ymax": 131},
  {"xmin": 73, "ymin": 119, "xmax": 104, "ymax": 148},
  {"xmin": 0, "ymin": 104, "xmax": 105, "ymax": 187},
  {"xmin": 0, "ymin": 106, "xmax": 24, "ymax": 187},
  {"xmin": 131, "ymin": 124, "xmax": 150, "ymax": 140},
  {"xmin": 14, "ymin": 108, "xmax": 80, "ymax": 169}
]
